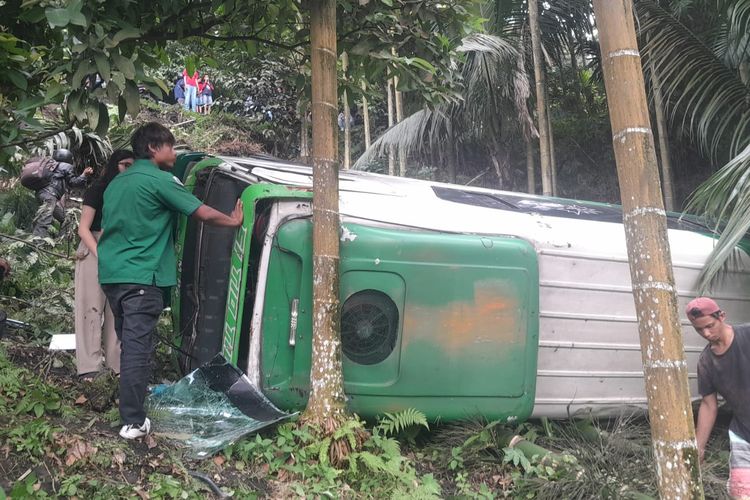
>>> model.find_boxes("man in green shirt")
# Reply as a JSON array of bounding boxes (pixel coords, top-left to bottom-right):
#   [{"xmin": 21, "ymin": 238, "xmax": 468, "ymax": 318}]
[{"xmin": 98, "ymin": 122, "xmax": 243, "ymax": 439}]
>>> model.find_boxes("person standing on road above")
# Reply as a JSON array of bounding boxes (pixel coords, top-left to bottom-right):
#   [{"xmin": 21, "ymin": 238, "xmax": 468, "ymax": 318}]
[
  {"xmin": 98, "ymin": 122, "xmax": 243, "ymax": 440},
  {"xmin": 688, "ymin": 297, "xmax": 750, "ymax": 499},
  {"xmin": 182, "ymin": 68, "xmax": 199, "ymax": 112}
]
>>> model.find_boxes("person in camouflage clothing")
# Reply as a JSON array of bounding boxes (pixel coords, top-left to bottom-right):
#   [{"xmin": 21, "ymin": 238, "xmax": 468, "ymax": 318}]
[{"xmin": 31, "ymin": 148, "xmax": 93, "ymax": 238}]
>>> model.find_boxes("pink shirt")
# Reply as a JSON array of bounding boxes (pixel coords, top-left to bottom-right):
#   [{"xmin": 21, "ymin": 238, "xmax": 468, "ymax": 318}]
[{"xmin": 182, "ymin": 69, "xmax": 199, "ymax": 87}]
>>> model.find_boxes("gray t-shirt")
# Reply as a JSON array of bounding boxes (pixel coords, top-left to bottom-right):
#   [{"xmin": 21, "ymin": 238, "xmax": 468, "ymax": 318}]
[{"xmin": 698, "ymin": 324, "xmax": 750, "ymax": 441}]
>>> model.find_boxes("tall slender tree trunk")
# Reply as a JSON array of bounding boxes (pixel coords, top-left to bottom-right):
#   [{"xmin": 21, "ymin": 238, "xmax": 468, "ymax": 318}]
[
  {"xmin": 386, "ymin": 77, "xmax": 396, "ymax": 176},
  {"xmin": 547, "ymin": 100, "xmax": 557, "ymax": 196},
  {"xmin": 302, "ymin": 0, "xmax": 346, "ymax": 429},
  {"xmin": 299, "ymin": 100, "xmax": 310, "ymax": 164},
  {"xmin": 528, "ymin": 0, "xmax": 552, "ymax": 196},
  {"xmin": 393, "ymin": 71, "xmax": 406, "ymax": 177},
  {"xmin": 593, "ymin": 1, "xmax": 704, "ymax": 497},
  {"xmin": 652, "ymin": 68, "xmax": 675, "ymax": 211},
  {"xmin": 526, "ymin": 135, "xmax": 535, "ymax": 194},
  {"xmin": 446, "ymin": 126, "xmax": 457, "ymax": 183},
  {"xmin": 569, "ymin": 32, "xmax": 581, "ymax": 100},
  {"xmin": 361, "ymin": 81, "xmax": 371, "ymax": 150},
  {"xmin": 342, "ymin": 52, "xmax": 351, "ymax": 170}
]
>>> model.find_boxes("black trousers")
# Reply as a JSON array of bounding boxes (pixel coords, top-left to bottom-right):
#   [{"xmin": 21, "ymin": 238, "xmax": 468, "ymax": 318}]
[{"xmin": 102, "ymin": 284, "xmax": 163, "ymax": 425}]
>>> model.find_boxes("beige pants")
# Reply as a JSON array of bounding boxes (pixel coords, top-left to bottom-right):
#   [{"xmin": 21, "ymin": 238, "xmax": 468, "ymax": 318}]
[{"xmin": 74, "ymin": 233, "xmax": 120, "ymax": 375}]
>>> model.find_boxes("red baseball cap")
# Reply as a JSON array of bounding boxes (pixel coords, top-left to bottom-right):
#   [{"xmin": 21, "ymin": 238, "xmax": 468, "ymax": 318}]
[{"xmin": 685, "ymin": 297, "xmax": 721, "ymax": 320}]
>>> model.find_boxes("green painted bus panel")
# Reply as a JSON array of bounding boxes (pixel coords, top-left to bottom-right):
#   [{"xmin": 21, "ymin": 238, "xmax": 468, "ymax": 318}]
[
  {"xmin": 172, "ymin": 152, "xmax": 207, "ymax": 183},
  {"xmin": 260, "ymin": 245, "xmax": 303, "ymax": 389},
  {"xmin": 221, "ymin": 186, "xmax": 312, "ymax": 365},
  {"xmin": 261, "ymin": 219, "xmax": 539, "ymax": 421}
]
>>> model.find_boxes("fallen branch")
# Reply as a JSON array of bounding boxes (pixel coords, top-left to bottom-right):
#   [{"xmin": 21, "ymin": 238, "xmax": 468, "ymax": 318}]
[{"xmin": 0, "ymin": 233, "xmax": 72, "ymax": 260}]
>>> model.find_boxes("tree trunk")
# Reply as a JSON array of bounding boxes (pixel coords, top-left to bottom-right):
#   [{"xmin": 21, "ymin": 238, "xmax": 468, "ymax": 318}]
[
  {"xmin": 386, "ymin": 77, "xmax": 396, "ymax": 176},
  {"xmin": 528, "ymin": 0, "xmax": 552, "ymax": 196},
  {"xmin": 652, "ymin": 68, "xmax": 675, "ymax": 211},
  {"xmin": 299, "ymin": 100, "xmax": 310, "ymax": 164},
  {"xmin": 446, "ymin": 126, "xmax": 456, "ymax": 183},
  {"xmin": 547, "ymin": 100, "xmax": 557, "ymax": 196},
  {"xmin": 569, "ymin": 32, "xmax": 580, "ymax": 98},
  {"xmin": 394, "ymin": 71, "xmax": 406, "ymax": 177},
  {"xmin": 361, "ymin": 80, "xmax": 371, "ymax": 150},
  {"xmin": 342, "ymin": 52, "xmax": 351, "ymax": 170},
  {"xmin": 526, "ymin": 135, "xmax": 535, "ymax": 194},
  {"xmin": 302, "ymin": 0, "xmax": 346, "ymax": 429},
  {"xmin": 592, "ymin": 1, "xmax": 704, "ymax": 497}
]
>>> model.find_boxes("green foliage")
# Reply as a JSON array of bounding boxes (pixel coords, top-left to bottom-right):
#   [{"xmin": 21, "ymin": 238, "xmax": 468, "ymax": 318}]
[
  {"xmin": 0, "ymin": 186, "xmax": 38, "ymax": 232},
  {"xmin": 0, "ymin": 229, "xmax": 75, "ymax": 335},
  {"xmin": 10, "ymin": 472, "xmax": 49, "ymax": 499},
  {"xmin": 1, "ymin": 0, "xmax": 477, "ymax": 168},
  {"xmin": 0, "ymin": 347, "xmax": 70, "ymax": 458},
  {"xmin": 146, "ymin": 474, "xmax": 203, "ymax": 500},
  {"xmin": 3, "ymin": 418, "xmax": 60, "ymax": 458},
  {"xmin": 225, "ymin": 414, "xmax": 441, "ymax": 498},
  {"xmin": 14, "ymin": 385, "xmax": 63, "ymax": 418},
  {"xmin": 374, "ymin": 408, "xmax": 429, "ymax": 445}
]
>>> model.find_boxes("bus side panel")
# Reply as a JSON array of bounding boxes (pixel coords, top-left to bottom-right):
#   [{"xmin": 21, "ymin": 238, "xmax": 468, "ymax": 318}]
[{"xmin": 261, "ymin": 220, "xmax": 539, "ymax": 421}]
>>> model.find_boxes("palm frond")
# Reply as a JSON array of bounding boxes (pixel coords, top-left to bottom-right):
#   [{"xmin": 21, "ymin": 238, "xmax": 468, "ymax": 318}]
[
  {"xmin": 684, "ymin": 143, "xmax": 750, "ymax": 292},
  {"xmin": 637, "ymin": 0, "xmax": 750, "ymax": 163},
  {"xmin": 354, "ymin": 33, "xmax": 532, "ymax": 171}
]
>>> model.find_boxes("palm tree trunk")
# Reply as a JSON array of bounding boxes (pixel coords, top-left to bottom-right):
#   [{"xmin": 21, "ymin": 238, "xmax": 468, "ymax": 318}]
[
  {"xmin": 386, "ymin": 76, "xmax": 396, "ymax": 176},
  {"xmin": 528, "ymin": 0, "xmax": 553, "ymax": 196},
  {"xmin": 394, "ymin": 74, "xmax": 406, "ymax": 176},
  {"xmin": 652, "ymin": 68, "xmax": 675, "ymax": 211},
  {"xmin": 592, "ymin": 1, "xmax": 704, "ymax": 497},
  {"xmin": 446, "ymin": 126, "xmax": 456, "ymax": 183},
  {"xmin": 569, "ymin": 32, "xmax": 581, "ymax": 99},
  {"xmin": 547, "ymin": 100, "xmax": 557, "ymax": 196},
  {"xmin": 361, "ymin": 80, "xmax": 371, "ymax": 150},
  {"xmin": 526, "ymin": 135, "xmax": 535, "ymax": 194},
  {"xmin": 302, "ymin": 0, "xmax": 346, "ymax": 428},
  {"xmin": 342, "ymin": 52, "xmax": 351, "ymax": 170},
  {"xmin": 299, "ymin": 99, "xmax": 310, "ymax": 164}
]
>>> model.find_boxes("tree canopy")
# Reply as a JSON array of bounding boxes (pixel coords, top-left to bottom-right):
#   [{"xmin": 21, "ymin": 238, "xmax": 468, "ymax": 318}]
[{"xmin": 0, "ymin": 0, "xmax": 475, "ymax": 164}]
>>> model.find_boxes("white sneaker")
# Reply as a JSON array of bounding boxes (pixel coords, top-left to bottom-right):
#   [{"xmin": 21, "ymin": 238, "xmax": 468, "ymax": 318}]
[{"xmin": 119, "ymin": 418, "xmax": 151, "ymax": 439}]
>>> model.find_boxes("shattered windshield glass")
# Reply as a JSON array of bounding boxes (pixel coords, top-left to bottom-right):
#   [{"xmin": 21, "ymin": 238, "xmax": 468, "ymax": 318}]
[{"xmin": 146, "ymin": 355, "xmax": 292, "ymax": 458}]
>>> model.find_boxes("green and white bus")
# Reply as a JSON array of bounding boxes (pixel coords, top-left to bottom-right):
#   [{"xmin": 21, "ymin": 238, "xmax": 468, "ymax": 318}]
[{"xmin": 172, "ymin": 153, "xmax": 750, "ymax": 423}]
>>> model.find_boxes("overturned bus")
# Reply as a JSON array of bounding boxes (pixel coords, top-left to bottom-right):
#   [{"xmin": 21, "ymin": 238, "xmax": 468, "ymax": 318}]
[{"xmin": 172, "ymin": 154, "xmax": 750, "ymax": 423}]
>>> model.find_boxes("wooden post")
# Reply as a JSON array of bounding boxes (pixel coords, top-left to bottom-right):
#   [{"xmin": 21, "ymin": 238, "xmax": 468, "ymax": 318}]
[
  {"xmin": 528, "ymin": 0, "xmax": 552, "ymax": 196},
  {"xmin": 592, "ymin": 1, "xmax": 704, "ymax": 497},
  {"xmin": 302, "ymin": 0, "xmax": 346, "ymax": 428}
]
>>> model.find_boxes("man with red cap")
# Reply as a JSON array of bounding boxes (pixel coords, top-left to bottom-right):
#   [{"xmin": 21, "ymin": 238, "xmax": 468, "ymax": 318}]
[{"xmin": 688, "ymin": 297, "xmax": 750, "ymax": 498}]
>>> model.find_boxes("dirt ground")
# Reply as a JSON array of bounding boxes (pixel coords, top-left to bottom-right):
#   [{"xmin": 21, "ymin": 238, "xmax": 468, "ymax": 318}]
[{"xmin": 0, "ymin": 334, "xmax": 272, "ymax": 498}]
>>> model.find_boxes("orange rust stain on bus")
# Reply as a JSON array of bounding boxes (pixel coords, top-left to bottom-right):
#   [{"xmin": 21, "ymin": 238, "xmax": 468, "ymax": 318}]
[{"xmin": 402, "ymin": 282, "xmax": 521, "ymax": 352}]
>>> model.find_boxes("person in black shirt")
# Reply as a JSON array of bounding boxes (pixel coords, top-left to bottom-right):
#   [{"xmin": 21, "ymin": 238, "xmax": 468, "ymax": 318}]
[
  {"xmin": 688, "ymin": 297, "xmax": 750, "ymax": 498},
  {"xmin": 74, "ymin": 150, "xmax": 134, "ymax": 380}
]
